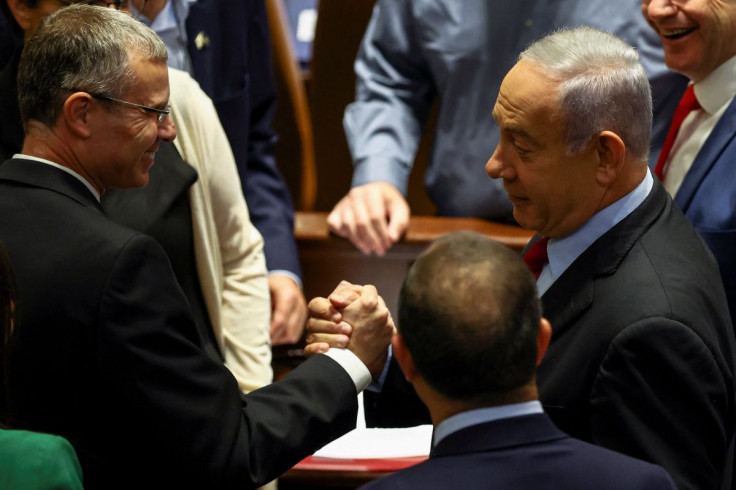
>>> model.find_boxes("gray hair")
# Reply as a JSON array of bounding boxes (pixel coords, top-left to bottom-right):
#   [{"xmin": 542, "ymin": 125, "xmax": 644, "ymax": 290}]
[
  {"xmin": 520, "ymin": 27, "xmax": 652, "ymax": 162},
  {"xmin": 18, "ymin": 4, "xmax": 168, "ymax": 127}
]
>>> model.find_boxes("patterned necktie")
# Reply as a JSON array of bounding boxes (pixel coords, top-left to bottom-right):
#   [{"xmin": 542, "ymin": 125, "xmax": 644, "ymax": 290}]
[
  {"xmin": 654, "ymin": 85, "xmax": 701, "ymax": 179},
  {"xmin": 523, "ymin": 237, "xmax": 549, "ymax": 279}
]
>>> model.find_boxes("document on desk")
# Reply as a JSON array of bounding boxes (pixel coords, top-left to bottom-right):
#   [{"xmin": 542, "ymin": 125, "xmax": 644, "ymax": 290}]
[{"xmin": 314, "ymin": 394, "xmax": 433, "ymax": 459}]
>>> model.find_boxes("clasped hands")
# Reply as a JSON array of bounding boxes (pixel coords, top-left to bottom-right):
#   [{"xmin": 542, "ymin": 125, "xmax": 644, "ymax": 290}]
[{"xmin": 305, "ymin": 281, "xmax": 395, "ymax": 378}]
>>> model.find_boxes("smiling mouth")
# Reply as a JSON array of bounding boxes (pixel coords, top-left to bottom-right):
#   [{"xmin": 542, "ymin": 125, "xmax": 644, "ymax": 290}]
[{"xmin": 662, "ymin": 27, "xmax": 696, "ymax": 40}]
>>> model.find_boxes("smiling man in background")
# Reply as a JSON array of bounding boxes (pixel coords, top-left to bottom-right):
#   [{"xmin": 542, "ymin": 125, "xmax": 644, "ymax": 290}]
[{"xmin": 641, "ymin": 0, "xmax": 736, "ymax": 330}]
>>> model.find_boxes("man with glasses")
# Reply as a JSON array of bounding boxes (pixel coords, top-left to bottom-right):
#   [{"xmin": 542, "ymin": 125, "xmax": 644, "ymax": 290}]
[
  {"xmin": 0, "ymin": 6, "xmax": 393, "ymax": 489},
  {"xmin": 2, "ymin": 0, "xmax": 278, "ymax": 401}
]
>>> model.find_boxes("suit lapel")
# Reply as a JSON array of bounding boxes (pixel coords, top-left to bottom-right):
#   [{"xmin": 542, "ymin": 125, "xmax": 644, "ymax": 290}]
[
  {"xmin": 431, "ymin": 413, "xmax": 567, "ymax": 458},
  {"xmin": 675, "ymin": 96, "xmax": 736, "ymax": 212},
  {"xmin": 541, "ymin": 180, "xmax": 668, "ymax": 338}
]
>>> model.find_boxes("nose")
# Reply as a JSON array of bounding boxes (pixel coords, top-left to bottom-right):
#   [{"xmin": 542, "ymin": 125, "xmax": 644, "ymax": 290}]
[
  {"xmin": 157, "ymin": 114, "xmax": 176, "ymax": 142},
  {"xmin": 644, "ymin": 0, "xmax": 678, "ymax": 20},
  {"xmin": 485, "ymin": 145, "xmax": 516, "ymax": 181}
]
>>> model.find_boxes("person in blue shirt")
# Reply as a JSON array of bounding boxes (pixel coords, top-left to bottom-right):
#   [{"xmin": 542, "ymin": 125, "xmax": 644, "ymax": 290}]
[{"xmin": 328, "ymin": 0, "xmax": 689, "ymax": 256}]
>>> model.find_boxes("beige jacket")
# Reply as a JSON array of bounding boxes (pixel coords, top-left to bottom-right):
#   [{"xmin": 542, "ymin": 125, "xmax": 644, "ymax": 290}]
[{"xmin": 168, "ymin": 68, "xmax": 272, "ymax": 393}]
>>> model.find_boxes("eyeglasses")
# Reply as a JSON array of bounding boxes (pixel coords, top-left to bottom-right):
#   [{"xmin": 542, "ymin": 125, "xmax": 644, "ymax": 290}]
[
  {"xmin": 55, "ymin": 0, "xmax": 126, "ymax": 9},
  {"xmin": 81, "ymin": 91, "xmax": 171, "ymax": 124}
]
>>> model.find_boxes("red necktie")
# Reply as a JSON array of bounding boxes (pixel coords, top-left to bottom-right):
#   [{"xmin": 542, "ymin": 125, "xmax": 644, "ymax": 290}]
[
  {"xmin": 523, "ymin": 237, "xmax": 549, "ymax": 279},
  {"xmin": 654, "ymin": 85, "xmax": 701, "ymax": 179}
]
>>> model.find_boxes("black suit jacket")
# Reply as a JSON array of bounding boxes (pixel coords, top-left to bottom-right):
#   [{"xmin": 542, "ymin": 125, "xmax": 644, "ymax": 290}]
[
  {"xmin": 536, "ymin": 178, "xmax": 736, "ymax": 490},
  {"xmin": 366, "ymin": 179, "xmax": 736, "ymax": 490},
  {"xmin": 185, "ymin": 0, "xmax": 300, "ymax": 276},
  {"xmin": 362, "ymin": 413, "xmax": 676, "ymax": 489},
  {"xmin": 0, "ymin": 49, "xmax": 22, "ymax": 162},
  {"xmin": 0, "ymin": 49, "xmax": 222, "ymax": 364},
  {"xmin": 0, "ymin": 158, "xmax": 357, "ymax": 489}
]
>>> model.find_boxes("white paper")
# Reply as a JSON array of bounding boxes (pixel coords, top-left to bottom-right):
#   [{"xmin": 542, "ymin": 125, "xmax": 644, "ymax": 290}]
[{"xmin": 314, "ymin": 394, "xmax": 433, "ymax": 459}]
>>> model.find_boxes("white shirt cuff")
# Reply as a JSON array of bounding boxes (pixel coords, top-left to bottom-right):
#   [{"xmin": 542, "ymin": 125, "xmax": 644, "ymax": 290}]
[{"xmin": 323, "ymin": 348, "xmax": 372, "ymax": 393}]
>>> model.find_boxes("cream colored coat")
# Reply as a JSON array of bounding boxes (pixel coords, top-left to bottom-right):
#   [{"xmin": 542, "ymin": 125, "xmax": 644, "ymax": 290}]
[{"xmin": 168, "ymin": 68, "xmax": 272, "ymax": 393}]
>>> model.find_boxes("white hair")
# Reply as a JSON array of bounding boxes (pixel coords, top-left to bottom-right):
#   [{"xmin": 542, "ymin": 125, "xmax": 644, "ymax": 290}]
[{"xmin": 520, "ymin": 27, "xmax": 652, "ymax": 161}]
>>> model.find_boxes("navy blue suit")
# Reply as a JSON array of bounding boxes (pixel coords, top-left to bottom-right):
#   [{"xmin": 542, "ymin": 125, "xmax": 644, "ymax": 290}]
[
  {"xmin": 362, "ymin": 414, "xmax": 676, "ymax": 490},
  {"xmin": 185, "ymin": 0, "xmax": 301, "ymax": 276},
  {"xmin": 673, "ymin": 96, "xmax": 736, "ymax": 329}
]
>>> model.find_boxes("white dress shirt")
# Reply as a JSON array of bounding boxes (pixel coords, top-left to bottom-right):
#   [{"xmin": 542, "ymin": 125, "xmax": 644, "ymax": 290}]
[{"xmin": 663, "ymin": 54, "xmax": 736, "ymax": 196}]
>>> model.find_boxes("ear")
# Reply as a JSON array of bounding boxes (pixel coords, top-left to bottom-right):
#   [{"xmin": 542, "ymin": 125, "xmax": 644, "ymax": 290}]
[
  {"xmin": 594, "ymin": 130, "xmax": 626, "ymax": 186},
  {"xmin": 62, "ymin": 92, "xmax": 94, "ymax": 139},
  {"xmin": 536, "ymin": 318, "xmax": 552, "ymax": 366},
  {"xmin": 6, "ymin": 0, "xmax": 35, "ymax": 34},
  {"xmin": 392, "ymin": 333, "xmax": 419, "ymax": 383}
]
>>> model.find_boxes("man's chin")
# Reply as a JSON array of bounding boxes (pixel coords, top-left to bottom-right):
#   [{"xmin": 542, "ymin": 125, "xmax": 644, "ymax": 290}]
[{"xmin": 512, "ymin": 209, "xmax": 535, "ymax": 232}]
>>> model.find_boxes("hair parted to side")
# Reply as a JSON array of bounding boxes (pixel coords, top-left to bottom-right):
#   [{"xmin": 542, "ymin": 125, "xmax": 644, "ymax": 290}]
[
  {"xmin": 17, "ymin": 4, "xmax": 167, "ymax": 127},
  {"xmin": 397, "ymin": 231, "xmax": 541, "ymax": 404},
  {"xmin": 520, "ymin": 26, "xmax": 652, "ymax": 162}
]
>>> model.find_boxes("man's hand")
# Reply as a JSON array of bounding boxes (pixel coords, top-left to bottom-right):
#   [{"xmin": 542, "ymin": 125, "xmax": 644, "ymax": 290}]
[
  {"xmin": 269, "ymin": 274, "xmax": 307, "ymax": 346},
  {"xmin": 340, "ymin": 285, "xmax": 394, "ymax": 376},
  {"xmin": 327, "ymin": 182, "xmax": 410, "ymax": 256},
  {"xmin": 305, "ymin": 281, "xmax": 362, "ymax": 354},
  {"xmin": 305, "ymin": 281, "xmax": 394, "ymax": 377}
]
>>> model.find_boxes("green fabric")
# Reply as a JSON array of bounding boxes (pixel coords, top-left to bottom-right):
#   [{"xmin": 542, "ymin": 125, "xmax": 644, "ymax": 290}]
[{"xmin": 0, "ymin": 429, "xmax": 83, "ymax": 489}]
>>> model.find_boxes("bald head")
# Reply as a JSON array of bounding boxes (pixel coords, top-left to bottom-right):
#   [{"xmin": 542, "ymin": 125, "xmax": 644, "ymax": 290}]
[{"xmin": 398, "ymin": 231, "xmax": 541, "ymax": 404}]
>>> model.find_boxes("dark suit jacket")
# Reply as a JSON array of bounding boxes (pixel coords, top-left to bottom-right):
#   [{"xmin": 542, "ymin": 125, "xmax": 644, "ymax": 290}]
[
  {"xmin": 365, "ymin": 179, "xmax": 736, "ymax": 490},
  {"xmin": 185, "ymin": 0, "xmax": 301, "ymax": 276},
  {"xmin": 536, "ymin": 178, "xmax": 736, "ymax": 490},
  {"xmin": 672, "ymin": 95, "xmax": 736, "ymax": 330},
  {"xmin": 0, "ymin": 158, "xmax": 357, "ymax": 490},
  {"xmin": 0, "ymin": 50, "xmax": 222, "ymax": 365},
  {"xmin": 0, "ymin": 49, "xmax": 22, "ymax": 162},
  {"xmin": 362, "ymin": 413, "xmax": 676, "ymax": 489}
]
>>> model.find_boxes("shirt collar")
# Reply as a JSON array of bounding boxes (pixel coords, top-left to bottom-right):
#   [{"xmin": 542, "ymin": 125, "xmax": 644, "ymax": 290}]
[
  {"xmin": 13, "ymin": 154, "xmax": 101, "ymax": 202},
  {"xmin": 537, "ymin": 169, "xmax": 653, "ymax": 296},
  {"xmin": 693, "ymin": 54, "xmax": 736, "ymax": 116},
  {"xmin": 433, "ymin": 401, "xmax": 543, "ymax": 448}
]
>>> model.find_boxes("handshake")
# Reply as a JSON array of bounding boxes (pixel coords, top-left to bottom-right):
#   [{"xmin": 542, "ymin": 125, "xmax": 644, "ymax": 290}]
[{"xmin": 305, "ymin": 281, "xmax": 395, "ymax": 378}]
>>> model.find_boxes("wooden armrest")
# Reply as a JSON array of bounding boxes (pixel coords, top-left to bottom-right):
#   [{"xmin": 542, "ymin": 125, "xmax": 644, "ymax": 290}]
[{"xmin": 295, "ymin": 212, "xmax": 533, "ymax": 252}]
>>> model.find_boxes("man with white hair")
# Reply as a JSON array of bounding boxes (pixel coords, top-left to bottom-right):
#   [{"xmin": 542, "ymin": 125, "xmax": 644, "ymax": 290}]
[{"xmin": 308, "ymin": 26, "xmax": 736, "ymax": 490}]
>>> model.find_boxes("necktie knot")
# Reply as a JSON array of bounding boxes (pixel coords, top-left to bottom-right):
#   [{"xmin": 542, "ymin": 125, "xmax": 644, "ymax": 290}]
[
  {"xmin": 523, "ymin": 236, "xmax": 549, "ymax": 279},
  {"xmin": 654, "ymin": 85, "xmax": 701, "ymax": 179},
  {"xmin": 679, "ymin": 84, "xmax": 701, "ymax": 113}
]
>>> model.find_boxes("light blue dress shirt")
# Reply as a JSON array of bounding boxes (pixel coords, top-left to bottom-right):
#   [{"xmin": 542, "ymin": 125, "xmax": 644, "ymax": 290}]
[
  {"xmin": 537, "ymin": 170, "xmax": 654, "ymax": 296},
  {"xmin": 132, "ymin": 0, "xmax": 197, "ymax": 74},
  {"xmin": 433, "ymin": 400, "xmax": 543, "ymax": 447}
]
